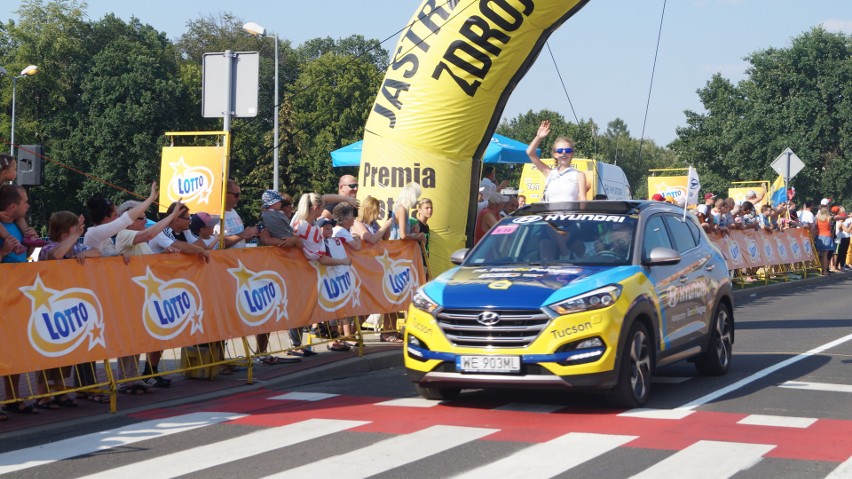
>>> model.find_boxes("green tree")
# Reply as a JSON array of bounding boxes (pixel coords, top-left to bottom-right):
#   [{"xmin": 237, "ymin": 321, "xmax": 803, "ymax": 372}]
[
  {"xmin": 671, "ymin": 27, "xmax": 851, "ymax": 204},
  {"xmin": 286, "ymin": 52, "xmax": 384, "ymax": 196}
]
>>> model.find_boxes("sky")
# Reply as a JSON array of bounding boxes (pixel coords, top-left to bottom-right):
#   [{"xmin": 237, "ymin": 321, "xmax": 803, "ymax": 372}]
[{"xmin": 2, "ymin": 1, "xmax": 850, "ymax": 146}]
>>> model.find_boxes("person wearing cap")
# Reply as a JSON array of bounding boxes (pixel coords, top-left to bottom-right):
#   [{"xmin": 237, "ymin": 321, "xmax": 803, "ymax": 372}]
[
  {"xmin": 186, "ymin": 212, "xmax": 220, "ymax": 249},
  {"xmin": 744, "ymin": 188, "xmax": 765, "ymax": 205},
  {"xmin": 526, "ymin": 120, "xmax": 589, "ymax": 201},
  {"xmin": 258, "ymin": 190, "xmax": 302, "ymax": 250},
  {"xmin": 704, "ymin": 192, "xmax": 717, "ymax": 206},
  {"xmin": 474, "ymin": 191, "xmax": 507, "ymax": 244},
  {"xmin": 651, "ymin": 193, "xmax": 666, "ymax": 202}
]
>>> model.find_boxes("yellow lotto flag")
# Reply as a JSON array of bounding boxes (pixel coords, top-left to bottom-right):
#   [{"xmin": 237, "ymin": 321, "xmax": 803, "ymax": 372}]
[
  {"xmin": 647, "ymin": 176, "xmax": 688, "ymax": 203},
  {"xmin": 360, "ymin": 0, "xmax": 590, "ymax": 274},
  {"xmin": 158, "ymin": 146, "xmax": 225, "ymax": 214}
]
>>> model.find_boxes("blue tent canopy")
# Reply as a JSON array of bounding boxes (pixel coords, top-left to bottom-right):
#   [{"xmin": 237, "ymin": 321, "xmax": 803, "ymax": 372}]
[{"xmin": 330, "ymin": 134, "xmax": 538, "ymax": 167}]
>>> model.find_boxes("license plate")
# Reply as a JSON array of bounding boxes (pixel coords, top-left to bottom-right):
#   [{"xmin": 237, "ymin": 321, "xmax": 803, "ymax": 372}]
[{"xmin": 456, "ymin": 355, "xmax": 520, "ymax": 373}]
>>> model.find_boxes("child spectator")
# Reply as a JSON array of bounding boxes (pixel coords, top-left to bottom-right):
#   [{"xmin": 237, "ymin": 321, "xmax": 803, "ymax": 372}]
[
  {"xmin": 0, "ymin": 153, "xmax": 43, "ymax": 253},
  {"xmin": 186, "ymin": 212, "xmax": 220, "ymax": 249},
  {"xmin": 34, "ymin": 211, "xmax": 102, "ymax": 409},
  {"xmin": 351, "ymin": 196, "xmax": 392, "ymax": 245},
  {"xmin": 318, "ymin": 216, "xmax": 353, "ymax": 352},
  {"xmin": 0, "ymin": 185, "xmax": 38, "ymax": 418}
]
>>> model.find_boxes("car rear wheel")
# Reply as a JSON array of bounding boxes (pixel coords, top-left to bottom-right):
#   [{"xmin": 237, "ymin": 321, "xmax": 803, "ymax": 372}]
[
  {"xmin": 695, "ymin": 302, "xmax": 733, "ymax": 376},
  {"xmin": 607, "ymin": 322, "xmax": 652, "ymax": 408},
  {"xmin": 415, "ymin": 384, "xmax": 460, "ymax": 401}
]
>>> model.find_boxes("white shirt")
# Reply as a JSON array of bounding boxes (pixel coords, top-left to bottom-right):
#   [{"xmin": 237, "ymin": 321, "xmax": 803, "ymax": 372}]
[
  {"xmin": 115, "ymin": 229, "xmax": 153, "ymax": 256},
  {"xmin": 798, "ymin": 209, "xmax": 815, "ymax": 225},
  {"xmin": 83, "ymin": 212, "xmax": 134, "ymax": 257},
  {"xmin": 480, "ymin": 177, "xmax": 497, "ymax": 195},
  {"xmin": 545, "ymin": 167, "xmax": 582, "ymax": 202},
  {"xmin": 184, "ymin": 230, "xmax": 219, "ymax": 249},
  {"xmin": 215, "ymin": 209, "xmax": 246, "ymax": 248}
]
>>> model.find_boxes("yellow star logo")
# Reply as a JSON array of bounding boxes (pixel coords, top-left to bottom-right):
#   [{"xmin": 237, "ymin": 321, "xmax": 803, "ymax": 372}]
[
  {"xmin": 227, "ymin": 260, "xmax": 255, "ymax": 289},
  {"xmin": 21, "ymin": 275, "xmax": 54, "ymax": 311},
  {"xmin": 375, "ymin": 249, "xmax": 394, "ymax": 271},
  {"xmin": 132, "ymin": 266, "xmax": 165, "ymax": 298}
]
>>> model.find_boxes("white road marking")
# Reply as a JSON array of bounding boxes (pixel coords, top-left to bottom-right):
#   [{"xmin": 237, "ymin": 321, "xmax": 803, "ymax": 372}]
[
  {"xmin": 375, "ymin": 397, "xmax": 443, "ymax": 408},
  {"xmin": 452, "ymin": 432, "xmax": 637, "ymax": 478},
  {"xmin": 262, "ymin": 425, "xmax": 498, "ymax": 479},
  {"xmin": 779, "ymin": 381, "xmax": 852, "ymax": 394},
  {"xmin": 630, "ymin": 440, "xmax": 775, "ymax": 479},
  {"xmin": 0, "ymin": 412, "xmax": 244, "ymax": 474},
  {"xmin": 494, "ymin": 403, "xmax": 565, "ymax": 413},
  {"xmin": 267, "ymin": 391, "xmax": 339, "ymax": 401},
  {"xmin": 77, "ymin": 418, "xmax": 368, "ymax": 479},
  {"xmin": 826, "ymin": 454, "xmax": 852, "ymax": 478},
  {"xmin": 737, "ymin": 414, "xmax": 817, "ymax": 428},
  {"xmin": 618, "ymin": 408, "xmax": 695, "ymax": 420},
  {"xmin": 675, "ymin": 332, "xmax": 852, "ymax": 411}
]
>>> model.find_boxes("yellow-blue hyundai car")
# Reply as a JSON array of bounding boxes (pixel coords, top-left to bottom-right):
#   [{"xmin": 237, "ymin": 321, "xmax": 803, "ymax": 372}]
[{"xmin": 405, "ymin": 200, "xmax": 733, "ymax": 407}]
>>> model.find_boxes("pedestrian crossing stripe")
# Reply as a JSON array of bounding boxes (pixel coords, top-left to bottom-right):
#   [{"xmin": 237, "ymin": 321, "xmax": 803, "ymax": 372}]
[
  {"xmin": 0, "ymin": 412, "xmax": 244, "ymax": 475},
  {"xmin": 2, "ymin": 391, "xmax": 852, "ymax": 477}
]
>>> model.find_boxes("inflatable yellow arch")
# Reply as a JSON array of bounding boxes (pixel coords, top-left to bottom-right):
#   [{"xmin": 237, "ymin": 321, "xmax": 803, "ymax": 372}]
[{"xmin": 360, "ymin": 0, "xmax": 591, "ymax": 274}]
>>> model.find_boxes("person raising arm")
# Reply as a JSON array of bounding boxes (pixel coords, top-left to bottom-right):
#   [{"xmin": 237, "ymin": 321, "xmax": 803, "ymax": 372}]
[{"xmin": 526, "ymin": 120, "xmax": 589, "ymax": 202}]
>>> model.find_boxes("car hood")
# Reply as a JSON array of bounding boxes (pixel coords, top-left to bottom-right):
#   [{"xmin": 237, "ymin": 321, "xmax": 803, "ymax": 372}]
[{"xmin": 432, "ymin": 264, "xmax": 616, "ymax": 309}]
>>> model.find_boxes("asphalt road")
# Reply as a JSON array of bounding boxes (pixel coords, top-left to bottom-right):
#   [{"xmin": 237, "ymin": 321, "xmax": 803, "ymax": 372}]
[{"xmin": 1, "ymin": 276, "xmax": 851, "ymax": 478}]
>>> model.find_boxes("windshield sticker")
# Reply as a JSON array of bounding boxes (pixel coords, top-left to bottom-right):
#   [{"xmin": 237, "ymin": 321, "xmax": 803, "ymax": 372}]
[
  {"xmin": 543, "ymin": 214, "xmax": 626, "ymax": 223},
  {"xmin": 491, "ymin": 224, "xmax": 519, "ymax": 235},
  {"xmin": 513, "ymin": 215, "xmax": 542, "ymax": 224},
  {"xmin": 473, "ymin": 267, "xmax": 582, "ymax": 276}
]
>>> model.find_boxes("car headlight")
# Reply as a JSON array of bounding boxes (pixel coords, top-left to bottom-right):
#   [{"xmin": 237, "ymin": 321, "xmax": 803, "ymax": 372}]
[
  {"xmin": 412, "ymin": 289, "xmax": 439, "ymax": 314},
  {"xmin": 549, "ymin": 285, "xmax": 622, "ymax": 315}
]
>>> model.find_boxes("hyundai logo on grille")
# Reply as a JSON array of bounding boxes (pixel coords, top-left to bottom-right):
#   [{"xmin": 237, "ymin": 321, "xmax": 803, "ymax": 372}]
[{"xmin": 477, "ymin": 311, "xmax": 501, "ymax": 326}]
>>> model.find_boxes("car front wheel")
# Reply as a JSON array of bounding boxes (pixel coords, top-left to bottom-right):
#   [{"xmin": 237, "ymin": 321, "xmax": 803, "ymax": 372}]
[
  {"xmin": 415, "ymin": 384, "xmax": 460, "ymax": 401},
  {"xmin": 695, "ymin": 302, "xmax": 733, "ymax": 376},
  {"xmin": 607, "ymin": 322, "xmax": 652, "ymax": 408}
]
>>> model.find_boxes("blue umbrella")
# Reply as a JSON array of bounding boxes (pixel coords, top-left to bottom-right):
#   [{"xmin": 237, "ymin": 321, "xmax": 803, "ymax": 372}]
[{"xmin": 330, "ymin": 134, "xmax": 538, "ymax": 167}]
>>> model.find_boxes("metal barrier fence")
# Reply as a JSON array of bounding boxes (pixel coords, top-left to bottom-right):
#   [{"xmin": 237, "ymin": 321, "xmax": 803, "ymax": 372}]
[{"xmin": 1, "ymin": 312, "xmax": 407, "ymax": 413}]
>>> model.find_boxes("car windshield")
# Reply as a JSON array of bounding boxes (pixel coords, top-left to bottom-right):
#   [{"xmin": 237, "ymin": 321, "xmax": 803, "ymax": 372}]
[{"xmin": 465, "ymin": 213, "xmax": 637, "ymax": 267}]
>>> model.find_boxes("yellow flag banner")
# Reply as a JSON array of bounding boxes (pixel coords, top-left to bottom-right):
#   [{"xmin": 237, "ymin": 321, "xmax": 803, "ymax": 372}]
[
  {"xmin": 647, "ymin": 175, "xmax": 688, "ymax": 202},
  {"xmin": 0, "ymin": 242, "xmax": 423, "ymax": 376},
  {"xmin": 708, "ymin": 228, "xmax": 815, "ymax": 270},
  {"xmin": 361, "ymin": 0, "xmax": 590, "ymax": 275},
  {"xmin": 158, "ymin": 145, "xmax": 225, "ymax": 214}
]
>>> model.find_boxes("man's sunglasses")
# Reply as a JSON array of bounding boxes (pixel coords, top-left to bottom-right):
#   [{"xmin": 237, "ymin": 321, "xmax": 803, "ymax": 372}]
[
  {"xmin": 344, "ymin": 184, "xmax": 358, "ymax": 189},
  {"xmin": 554, "ymin": 147, "xmax": 573, "ymax": 154}
]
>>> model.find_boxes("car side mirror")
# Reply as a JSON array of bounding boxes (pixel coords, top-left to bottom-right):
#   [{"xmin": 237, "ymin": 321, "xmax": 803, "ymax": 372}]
[
  {"xmin": 450, "ymin": 248, "xmax": 470, "ymax": 265},
  {"xmin": 643, "ymin": 247, "xmax": 681, "ymax": 266}
]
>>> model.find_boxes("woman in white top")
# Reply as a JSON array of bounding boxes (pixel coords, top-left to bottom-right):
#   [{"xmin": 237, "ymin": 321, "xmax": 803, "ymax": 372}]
[
  {"xmin": 83, "ymin": 182, "xmax": 161, "ymax": 256},
  {"xmin": 526, "ymin": 120, "xmax": 589, "ymax": 202}
]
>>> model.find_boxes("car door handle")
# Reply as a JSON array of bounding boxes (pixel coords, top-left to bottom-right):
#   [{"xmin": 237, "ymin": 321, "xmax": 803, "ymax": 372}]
[{"xmin": 679, "ymin": 275, "xmax": 688, "ymax": 283}]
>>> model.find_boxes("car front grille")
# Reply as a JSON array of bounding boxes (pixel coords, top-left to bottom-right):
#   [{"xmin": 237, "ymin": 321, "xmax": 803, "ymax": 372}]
[{"xmin": 435, "ymin": 309, "xmax": 551, "ymax": 348}]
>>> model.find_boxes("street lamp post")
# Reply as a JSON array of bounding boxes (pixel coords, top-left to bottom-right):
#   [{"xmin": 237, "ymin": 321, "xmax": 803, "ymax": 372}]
[
  {"xmin": 243, "ymin": 22, "xmax": 280, "ymax": 191},
  {"xmin": 10, "ymin": 65, "xmax": 39, "ymax": 156}
]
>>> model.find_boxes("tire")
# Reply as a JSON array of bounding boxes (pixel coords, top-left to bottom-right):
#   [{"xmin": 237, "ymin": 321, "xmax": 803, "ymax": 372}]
[
  {"xmin": 695, "ymin": 302, "xmax": 733, "ymax": 376},
  {"xmin": 415, "ymin": 383, "xmax": 460, "ymax": 400},
  {"xmin": 606, "ymin": 322, "xmax": 652, "ymax": 408}
]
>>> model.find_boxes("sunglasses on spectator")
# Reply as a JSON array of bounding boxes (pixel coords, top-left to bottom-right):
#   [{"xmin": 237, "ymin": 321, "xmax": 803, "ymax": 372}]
[
  {"xmin": 344, "ymin": 184, "xmax": 358, "ymax": 189},
  {"xmin": 281, "ymin": 202, "xmax": 292, "ymax": 207},
  {"xmin": 227, "ymin": 191, "xmax": 241, "ymax": 198},
  {"xmin": 554, "ymin": 147, "xmax": 573, "ymax": 154}
]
